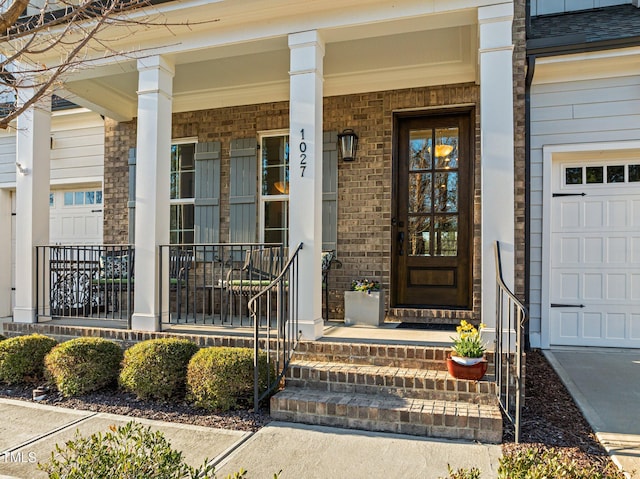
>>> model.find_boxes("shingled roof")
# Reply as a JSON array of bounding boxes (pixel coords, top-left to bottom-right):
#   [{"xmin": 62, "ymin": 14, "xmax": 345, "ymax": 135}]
[{"xmin": 528, "ymin": 4, "xmax": 640, "ymax": 55}]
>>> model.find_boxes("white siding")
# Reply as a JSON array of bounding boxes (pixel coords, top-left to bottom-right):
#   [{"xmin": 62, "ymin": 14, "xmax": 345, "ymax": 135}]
[
  {"xmin": 531, "ymin": 0, "xmax": 630, "ymax": 16},
  {"xmin": 0, "ymin": 109, "xmax": 104, "ymax": 187},
  {"xmin": 529, "ymin": 74, "xmax": 640, "ymax": 344}
]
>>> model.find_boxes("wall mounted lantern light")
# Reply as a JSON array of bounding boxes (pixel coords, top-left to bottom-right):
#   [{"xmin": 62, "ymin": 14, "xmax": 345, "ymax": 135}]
[{"xmin": 337, "ymin": 129, "xmax": 359, "ymax": 162}]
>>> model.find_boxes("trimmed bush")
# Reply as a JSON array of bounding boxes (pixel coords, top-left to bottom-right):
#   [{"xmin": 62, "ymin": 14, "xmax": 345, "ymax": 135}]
[
  {"xmin": 45, "ymin": 337, "xmax": 123, "ymax": 396},
  {"xmin": 0, "ymin": 334, "xmax": 6, "ymax": 341},
  {"xmin": 119, "ymin": 338, "xmax": 199, "ymax": 400},
  {"xmin": 38, "ymin": 421, "xmax": 245, "ymax": 479},
  {"xmin": 186, "ymin": 347, "xmax": 272, "ymax": 411},
  {"xmin": 498, "ymin": 448, "xmax": 626, "ymax": 479},
  {"xmin": 0, "ymin": 334, "xmax": 57, "ymax": 384}
]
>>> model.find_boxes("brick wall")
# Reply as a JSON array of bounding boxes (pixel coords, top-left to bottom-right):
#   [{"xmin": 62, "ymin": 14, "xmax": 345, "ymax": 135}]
[
  {"xmin": 104, "ymin": 118, "xmax": 136, "ymax": 245},
  {"xmin": 104, "ymin": 83, "xmax": 487, "ymax": 321},
  {"xmin": 513, "ymin": 0, "xmax": 527, "ymax": 301}
]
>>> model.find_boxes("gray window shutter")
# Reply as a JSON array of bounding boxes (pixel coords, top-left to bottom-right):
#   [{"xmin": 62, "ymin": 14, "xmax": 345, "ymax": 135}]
[
  {"xmin": 128, "ymin": 148, "xmax": 136, "ymax": 244},
  {"xmin": 229, "ymin": 138, "xmax": 257, "ymax": 243},
  {"xmin": 195, "ymin": 141, "xmax": 221, "ymax": 244},
  {"xmin": 323, "ymin": 132, "xmax": 338, "ymax": 251}
]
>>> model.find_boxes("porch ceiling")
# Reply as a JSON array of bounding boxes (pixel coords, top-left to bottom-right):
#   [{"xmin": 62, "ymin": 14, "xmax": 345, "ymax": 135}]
[{"xmin": 56, "ymin": 2, "xmax": 479, "ymax": 121}]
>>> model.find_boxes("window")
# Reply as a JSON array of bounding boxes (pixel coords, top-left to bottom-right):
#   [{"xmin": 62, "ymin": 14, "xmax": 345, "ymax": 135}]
[
  {"xmin": 62, "ymin": 190, "xmax": 102, "ymax": 207},
  {"xmin": 564, "ymin": 163, "xmax": 640, "ymax": 186},
  {"xmin": 170, "ymin": 142, "xmax": 195, "ymax": 244},
  {"xmin": 260, "ymin": 133, "xmax": 289, "ymax": 245}
]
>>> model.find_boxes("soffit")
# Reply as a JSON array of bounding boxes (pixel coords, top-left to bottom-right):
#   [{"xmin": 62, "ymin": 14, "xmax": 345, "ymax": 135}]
[{"xmin": 58, "ymin": 4, "xmax": 479, "ymax": 119}]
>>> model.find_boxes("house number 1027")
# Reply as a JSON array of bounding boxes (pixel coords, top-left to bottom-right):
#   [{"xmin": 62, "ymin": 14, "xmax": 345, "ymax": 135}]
[{"xmin": 299, "ymin": 129, "xmax": 307, "ymax": 177}]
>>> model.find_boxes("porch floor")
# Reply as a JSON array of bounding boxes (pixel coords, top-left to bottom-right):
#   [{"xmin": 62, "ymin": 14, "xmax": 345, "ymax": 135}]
[{"xmin": 24, "ymin": 318, "xmax": 454, "ymax": 346}]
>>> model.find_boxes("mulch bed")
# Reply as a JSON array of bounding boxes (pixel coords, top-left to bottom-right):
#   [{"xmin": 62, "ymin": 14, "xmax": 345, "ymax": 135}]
[
  {"xmin": 0, "ymin": 383, "xmax": 270, "ymax": 432},
  {"xmin": 502, "ymin": 349, "xmax": 618, "ymax": 473}
]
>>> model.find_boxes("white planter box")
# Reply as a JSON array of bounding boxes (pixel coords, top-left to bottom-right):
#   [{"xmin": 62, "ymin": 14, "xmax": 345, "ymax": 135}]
[{"xmin": 344, "ymin": 290, "xmax": 385, "ymax": 326}]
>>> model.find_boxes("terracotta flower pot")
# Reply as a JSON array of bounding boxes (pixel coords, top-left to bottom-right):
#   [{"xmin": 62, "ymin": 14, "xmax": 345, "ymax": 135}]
[{"xmin": 446, "ymin": 354, "xmax": 488, "ymax": 381}]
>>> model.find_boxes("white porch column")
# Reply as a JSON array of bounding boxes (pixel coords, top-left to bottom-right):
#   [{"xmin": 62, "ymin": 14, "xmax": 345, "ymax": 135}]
[
  {"xmin": 479, "ymin": 3, "xmax": 515, "ymax": 334},
  {"xmin": 131, "ymin": 55, "xmax": 174, "ymax": 331},
  {"xmin": 288, "ymin": 31, "xmax": 324, "ymax": 340},
  {"xmin": 0, "ymin": 188, "xmax": 12, "ymax": 318},
  {"xmin": 14, "ymin": 89, "xmax": 51, "ymax": 323}
]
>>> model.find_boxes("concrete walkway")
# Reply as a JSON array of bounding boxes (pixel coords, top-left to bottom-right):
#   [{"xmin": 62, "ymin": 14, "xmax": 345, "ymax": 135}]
[
  {"xmin": 545, "ymin": 349, "xmax": 640, "ymax": 478},
  {"xmin": 0, "ymin": 397, "xmax": 502, "ymax": 479}
]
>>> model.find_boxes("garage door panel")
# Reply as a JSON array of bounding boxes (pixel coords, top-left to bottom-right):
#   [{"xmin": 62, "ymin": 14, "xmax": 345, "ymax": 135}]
[
  {"xmin": 553, "ymin": 271, "xmax": 580, "ymax": 300},
  {"xmin": 558, "ymin": 201, "xmax": 581, "ymax": 229},
  {"xmin": 606, "ymin": 274, "xmax": 626, "ymax": 300},
  {"xmin": 631, "ymin": 315, "xmax": 640, "ymax": 340},
  {"xmin": 551, "ymin": 162, "xmax": 640, "ymax": 348},
  {"xmin": 584, "ymin": 200, "xmax": 605, "ymax": 228},
  {"xmin": 552, "ymin": 269, "xmax": 637, "ymax": 303},
  {"xmin": 583, "ymin": 273, "xmax": 603, "ymax": 300},
  {"xmin": 631, "ymin": 274, "xmax": 640, "ymax": 300},
  {"xmin": 608, "ymin": 200, "xmax": 627, "ymax": 227},
  {"xmin": 631, "ymin": 238, "xmax": 640, "ymax": 263},
  {"xmin": 607, "ymin": 237, "xmax": 626, "ymax": 263},
  {"xmin": 633, "ymin": 199, "xmax": 640, "ymax": 225},
  {"xmin": 558, "ymin": 311, "xmax": 579, "ymax": 339},
  {"xmin": 551, "ymin": 236, "xmax": 579, "ymax": 265},
  {"xmin": 582, "ymin": 313, "xmax": 602, "ymax": 339},
  {"xmin": 606, "ymin": 313, "xmax": 626, "ymax": 340},
  {"xmin": 553, "ymin": 307, "xmax": 640, "ymax": 347},
  {"xmin": 584, "ymin": 237, "xmax": 604, "ymax": 263}
]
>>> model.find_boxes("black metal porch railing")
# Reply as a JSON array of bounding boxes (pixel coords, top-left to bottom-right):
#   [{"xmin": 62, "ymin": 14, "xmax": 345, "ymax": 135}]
[
  {"xmin": 250, "ymin": 243, "xmax": 302, "ymax": 411},
  {"xmin": 35, "ymin": 245, "xmax": 134, "ymax": 326},
  {"xmin": 494, "ymin": 240, "xmax": 528, "ymax": 443},
  {"xmin": 158, "ymin": 243, "xmax": 285, "ymax": 329}
]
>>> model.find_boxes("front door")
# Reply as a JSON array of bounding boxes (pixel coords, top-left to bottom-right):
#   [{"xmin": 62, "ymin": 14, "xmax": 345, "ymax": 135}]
[{"xmin": 392, "ymin": 112, "xmax": 472, "ymax": 309}]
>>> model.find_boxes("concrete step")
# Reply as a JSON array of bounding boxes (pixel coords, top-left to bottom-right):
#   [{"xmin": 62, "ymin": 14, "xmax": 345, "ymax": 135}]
[
  {"xmin": 295, "ymin": 340, "xmax": 495, "ymax": 374},
  {"xmin": 285, "ymin": 360, "xmax": 497, "ymax": 404},
  {"xmin": 270, "ymin": 388, "xmax": 503, "ymax": 443}
]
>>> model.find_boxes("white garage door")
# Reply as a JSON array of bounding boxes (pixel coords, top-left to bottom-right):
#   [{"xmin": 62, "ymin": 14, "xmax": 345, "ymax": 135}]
[
  {"xmin": 49, "ymin": 189, "xmax": 103, "ymax": 244},
  {"xmin": 551, "ymin": 160, "xmax": 640, "ymax": 348}
]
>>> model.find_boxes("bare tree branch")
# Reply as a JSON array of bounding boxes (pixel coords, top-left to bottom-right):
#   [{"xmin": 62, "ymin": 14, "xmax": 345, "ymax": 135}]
[
  {"xmin": 0, "ymin": 0, "xmax": 219, "ymax": 128},
  {"xmin": 0, "ymin": 0, "xmax": 30, "ymax": 36}
]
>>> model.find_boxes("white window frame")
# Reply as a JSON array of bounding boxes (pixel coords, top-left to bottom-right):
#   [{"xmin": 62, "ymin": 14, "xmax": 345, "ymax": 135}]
[
  {"xmin": 258, "ymin": 130, "xmax": 289, "ymax": 245},
  {"xmin": 170, "ymin": 137, "xmax": 198, "ymax": 244}
]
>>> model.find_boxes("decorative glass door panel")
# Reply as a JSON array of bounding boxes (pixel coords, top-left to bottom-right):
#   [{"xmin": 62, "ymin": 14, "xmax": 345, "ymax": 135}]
[{"xmin": 393, "ymin": 114, "xmax": 472, "ymax": 309}]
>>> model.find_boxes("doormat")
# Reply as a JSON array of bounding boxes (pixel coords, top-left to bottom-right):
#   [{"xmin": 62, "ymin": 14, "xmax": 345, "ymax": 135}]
[{"xmin": 395, "ymin": 322, "xmax": 457, "ymax": 331}]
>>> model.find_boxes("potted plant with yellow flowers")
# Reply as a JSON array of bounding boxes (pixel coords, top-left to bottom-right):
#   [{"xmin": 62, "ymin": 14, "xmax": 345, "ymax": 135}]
[{"xmin": 447, "ymin": 320, "xmax": 488, "ymax": 380}]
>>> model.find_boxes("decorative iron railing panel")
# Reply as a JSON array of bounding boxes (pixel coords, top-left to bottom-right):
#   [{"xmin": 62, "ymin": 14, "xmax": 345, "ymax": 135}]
[
  {"xmin": 35, "ymin": 245, "xmax": 134, "ymax": 325},
  {"xmin": 249, "ymin": 243, "xmax": 302, "ymax": 411},
  {"xmin": 494, "ymin": 241, "xmax": 528, "ymax": 443}
]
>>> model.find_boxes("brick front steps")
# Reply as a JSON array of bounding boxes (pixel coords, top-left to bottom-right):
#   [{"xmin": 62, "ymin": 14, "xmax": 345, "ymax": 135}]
[{"xmin": 270, "ymin": 341, "xmax": 503, "ymax": 443}]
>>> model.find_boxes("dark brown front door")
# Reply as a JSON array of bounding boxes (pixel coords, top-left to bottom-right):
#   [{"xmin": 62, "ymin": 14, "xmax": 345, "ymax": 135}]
[{"xmin": 392, "ymin": 112, "xmax": 472, "ymax": 309}]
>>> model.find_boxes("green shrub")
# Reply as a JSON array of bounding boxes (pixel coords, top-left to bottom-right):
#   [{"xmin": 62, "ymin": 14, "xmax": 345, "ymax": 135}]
[
  {"xmin": 0, "ymin": 334, "xmax": 57, "ymax": 384},
  {"xmin": 498, "ymin": 448, "xmax": 626, "ymax": 479},
  {"xmin": 119, "ymin": 338, "xmax": 199, "ymax": 400},
  {"xmin": 441, "ymin": 465, "xmax": 482, "ymax": 479},
  {"xmin": 45, "ymin": 337, "xmax": 123, "ymax": 396},
  {"xmin": 186, "ymin": 347, "xmax": 272, "ymax": 411},
  {"xmin": 38, "ymin": 421, "xmax": 247, "ymax": 479},
  {"xmin": 0, "ymin": 334, "xmax": 6, "ymax": 341}
]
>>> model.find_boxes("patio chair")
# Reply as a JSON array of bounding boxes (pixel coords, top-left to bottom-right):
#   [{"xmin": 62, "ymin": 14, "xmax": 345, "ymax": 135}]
[{"xmin": 225, "ymin": 246, "xmax": 286, "ymax": 324}]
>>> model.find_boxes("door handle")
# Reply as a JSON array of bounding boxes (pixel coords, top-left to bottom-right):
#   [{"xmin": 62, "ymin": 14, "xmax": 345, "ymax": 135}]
[{"xmin": 398, "ymin": 231, "xmax": 405, "ymax": 256}]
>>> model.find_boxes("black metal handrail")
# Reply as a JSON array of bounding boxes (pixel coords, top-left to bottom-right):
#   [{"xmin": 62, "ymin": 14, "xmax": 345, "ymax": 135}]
[
  {"xmin": 249, "ymin": 242, "xmax": 303, "ymax": 411},
  {"xmin": 494, "ymin": 240, "xmax": 528, "ymax": 443}
]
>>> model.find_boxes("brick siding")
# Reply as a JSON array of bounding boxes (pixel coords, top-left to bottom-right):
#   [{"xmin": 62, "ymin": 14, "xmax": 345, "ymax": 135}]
[{"xmin": 103, "ymin": 77, "xmax": 527, "ymax": 321}]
